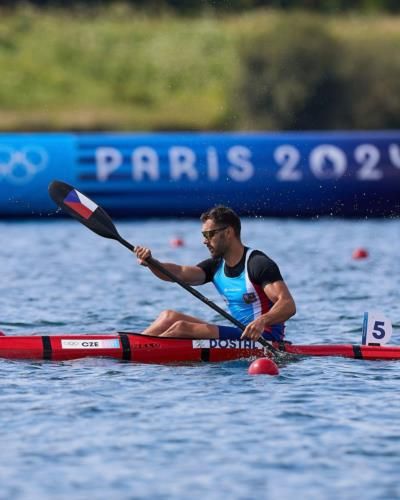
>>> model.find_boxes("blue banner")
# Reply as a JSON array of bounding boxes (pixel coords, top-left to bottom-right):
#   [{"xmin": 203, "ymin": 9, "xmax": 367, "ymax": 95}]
[
  {"xmin": 0, "ymin": 133, "xmax": 75, "ymax": 215},
  {"xmin": 0, "ymin": 131, "xmax": 399, "ymax": 217}
]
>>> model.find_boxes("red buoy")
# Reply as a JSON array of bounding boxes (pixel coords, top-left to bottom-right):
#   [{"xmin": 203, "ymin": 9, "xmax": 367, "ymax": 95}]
[
  {"xmin": 170, "ymin": 237, "xmax": 185, "ymax": 248},
  {"xmin": 352, "ymin": 248, "xmax": 369, "ymax": 260},
  {"xmin": 248, "ymin": 357, "xmax": 279, "ymax": 376}
]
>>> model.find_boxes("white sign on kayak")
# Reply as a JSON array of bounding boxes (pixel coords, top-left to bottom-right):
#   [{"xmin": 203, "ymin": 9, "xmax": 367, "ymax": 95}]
[
  {"xmin": 192, "ymin": 339, "xmax": 264, "ymax": 349},
  {"xmin": 362, "ymin": 311, "xmax": 392, "ymax": 345},
  {"xmin": 61, "ymin": 339, "xmax": 121, "ymax": 349}
]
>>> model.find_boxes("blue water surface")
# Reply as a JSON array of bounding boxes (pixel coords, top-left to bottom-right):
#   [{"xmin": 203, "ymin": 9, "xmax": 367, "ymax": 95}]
[{"xmin": 0, "ymin": 217, "xmax": 399, "ymax": 500}]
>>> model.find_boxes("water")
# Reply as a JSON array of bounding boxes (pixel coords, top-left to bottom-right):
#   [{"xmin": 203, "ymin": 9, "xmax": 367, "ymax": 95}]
[{"xmin": 0, "ymin": 217, "xmax": 399, "ymax": 500}]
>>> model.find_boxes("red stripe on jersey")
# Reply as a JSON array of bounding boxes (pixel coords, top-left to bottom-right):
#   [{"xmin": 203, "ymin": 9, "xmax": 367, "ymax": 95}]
[{"xmin": 252, "ymin": 282, "xmax": 274, "ymax": 333}]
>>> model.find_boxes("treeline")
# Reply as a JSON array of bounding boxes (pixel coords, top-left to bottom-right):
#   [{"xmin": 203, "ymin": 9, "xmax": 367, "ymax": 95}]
[
  {"xmin": 0, "ymin": 8, "xmax": 399, "ymax": 131},
  {"xmin": 233, "ymin": 15, "xmax": 400, "ymax": 130},
  {"xmin": 0, "ymin": 0, "xmax": 399, "ymax": 13}
]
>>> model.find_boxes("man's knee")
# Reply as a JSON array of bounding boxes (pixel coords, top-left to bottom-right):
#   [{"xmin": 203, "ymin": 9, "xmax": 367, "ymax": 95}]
[
  {"xmin": 166, "ymin": 320, "xmax": 191, "ymax": 336},
  {"xmin": 172, "ymin": 320, "xmax": 189, "ymax": 332},
  {"xmin": 158, "ymin": 309, "xmax": 181, "ymax": 323}
]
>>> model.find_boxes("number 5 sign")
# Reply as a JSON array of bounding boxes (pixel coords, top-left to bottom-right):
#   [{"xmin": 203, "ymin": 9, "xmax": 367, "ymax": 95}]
[{"xmin": 362, "ymin": 311, "xmax": 392, "ymax": 345}]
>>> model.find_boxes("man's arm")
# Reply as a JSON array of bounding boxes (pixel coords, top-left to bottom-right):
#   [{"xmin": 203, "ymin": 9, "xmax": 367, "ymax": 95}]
[
  {"xmin": 261, "ymin": 280, "xmax": 296, "ymax": 325},
  {"xmin": 134, "ymin": 246, "xmax": 206, "ymax": 285},
  {"xmin": 241, "ymin": 280, "xmax": 296, "ymax": 340}
]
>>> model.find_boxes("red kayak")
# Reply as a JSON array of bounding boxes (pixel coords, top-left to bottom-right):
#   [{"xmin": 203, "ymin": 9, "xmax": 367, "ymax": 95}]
[
  {"xmin": 0, "ymin": 333, "xmax": 264, "ymax": 363},
  {"xmin": 0, "ymin": 332, "xmax": 399, "ymax": 363}
]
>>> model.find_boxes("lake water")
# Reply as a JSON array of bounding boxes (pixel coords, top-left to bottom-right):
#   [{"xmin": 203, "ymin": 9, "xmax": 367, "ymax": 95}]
[{"xmin": 0, "ymin": 217, "xmax": 399, "ymax": 499}]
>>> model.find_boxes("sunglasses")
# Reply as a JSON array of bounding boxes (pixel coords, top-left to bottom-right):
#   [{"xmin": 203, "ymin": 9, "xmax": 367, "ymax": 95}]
[{"xmin": 201, "ymin": 226, "xmax": 228, "ymax": 240}]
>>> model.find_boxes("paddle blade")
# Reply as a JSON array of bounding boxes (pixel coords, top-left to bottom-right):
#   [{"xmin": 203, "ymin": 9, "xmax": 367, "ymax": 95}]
[{"xmin": 48, "ymin": 180, "xmax": 123, "ymax": 242}]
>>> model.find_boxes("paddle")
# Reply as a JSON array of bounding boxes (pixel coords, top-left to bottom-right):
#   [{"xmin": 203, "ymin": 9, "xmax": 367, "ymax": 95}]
[{"xmin": 48, "ymin": 180, "xmax": 277, "ymax": 354}]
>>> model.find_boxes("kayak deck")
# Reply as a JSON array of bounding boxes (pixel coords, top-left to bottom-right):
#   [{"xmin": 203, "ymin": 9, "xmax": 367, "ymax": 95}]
[
  {"xmin": 0, "ymin": 333, "xmax": 265, "ymax": 363},
  {"xmin": 0, "ymin": 332, "xmax": 400, "ymax": 363}
]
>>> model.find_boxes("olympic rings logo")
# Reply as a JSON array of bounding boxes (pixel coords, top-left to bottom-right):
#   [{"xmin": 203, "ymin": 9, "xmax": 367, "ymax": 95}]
[{"xmin": 0, "ymin": 146, "xmax": 49, "ymax": 185}]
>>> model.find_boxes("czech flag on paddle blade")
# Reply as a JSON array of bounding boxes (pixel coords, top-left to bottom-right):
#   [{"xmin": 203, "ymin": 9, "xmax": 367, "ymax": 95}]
[{"xmin": 64, "ymin": 189, "xmax": 98, "ymax": 220}]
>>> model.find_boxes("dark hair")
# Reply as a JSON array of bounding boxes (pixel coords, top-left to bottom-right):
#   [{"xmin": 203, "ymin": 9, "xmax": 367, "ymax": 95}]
[{"xmin": 200, "ymin": 205, "xmax": 241, "ymax": 237}]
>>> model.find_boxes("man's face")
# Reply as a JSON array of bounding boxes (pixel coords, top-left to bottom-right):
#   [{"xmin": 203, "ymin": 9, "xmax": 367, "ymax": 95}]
[{"xmin": 201, "ymin": 219, "xmax": 229, "ymax": 258}]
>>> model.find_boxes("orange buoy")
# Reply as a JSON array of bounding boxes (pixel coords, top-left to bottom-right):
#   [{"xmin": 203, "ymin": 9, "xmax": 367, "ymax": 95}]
[
  {"xmin": 352, "ymin": 248, "xmax": 369, "ymax": 260},
  {"xmin": 248, "ymin": 357, "xmax": 279, "ymax": 376},
  {"xmin": 170, "ymin": 237, "xmax": 185, "ymax": 248}
]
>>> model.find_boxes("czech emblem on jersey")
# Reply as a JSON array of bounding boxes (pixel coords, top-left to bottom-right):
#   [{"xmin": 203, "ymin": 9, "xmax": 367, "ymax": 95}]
[{"xmin": 243, "ymin": 292, "xmax": 257, "ymax": 304}]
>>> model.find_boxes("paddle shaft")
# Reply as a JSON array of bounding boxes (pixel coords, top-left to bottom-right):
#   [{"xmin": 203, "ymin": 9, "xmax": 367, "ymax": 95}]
[
  {"xmin": 146, "ymin": 255, "xmax": 277, "ymax": 353},
  {"xmin": 118, "ymin": 235, "xmax": 277, "ymax": 353},
  {"xmin": 116, "ymin": 234, "xmax": 249, "ymax": 331},
  {"xmin": 118, "ymin": 234, "xmax": 276, "ymax": 352}
]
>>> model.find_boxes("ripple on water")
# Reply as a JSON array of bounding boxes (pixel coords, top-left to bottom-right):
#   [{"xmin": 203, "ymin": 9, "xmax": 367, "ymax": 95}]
[{"xmin": 0, "ymin": 218, "xmax": 399, "ymax": 499}]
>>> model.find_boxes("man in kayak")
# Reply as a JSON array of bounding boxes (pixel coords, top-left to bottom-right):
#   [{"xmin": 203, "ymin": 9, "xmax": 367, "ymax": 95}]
[{"xmin": 134, "ymin": 205, "xmax": 296, "ymax": 342}]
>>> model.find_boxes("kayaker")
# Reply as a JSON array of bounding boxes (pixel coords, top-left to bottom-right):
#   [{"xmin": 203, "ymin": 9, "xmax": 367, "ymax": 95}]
[{"xmin": 134, "ymin": 205, "xmax": 296, "ymax": 341}]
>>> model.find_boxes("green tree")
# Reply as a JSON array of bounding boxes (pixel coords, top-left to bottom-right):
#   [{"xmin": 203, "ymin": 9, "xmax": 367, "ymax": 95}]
[{"xmin": 233, "ymin": 15, "xmax": 345, "ymax": 129}]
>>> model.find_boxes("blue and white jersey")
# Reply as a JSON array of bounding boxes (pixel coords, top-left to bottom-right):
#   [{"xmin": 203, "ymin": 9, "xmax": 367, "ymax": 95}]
[{"xmin": 198, "ymin": 248, "xmax": 285, "ymax": 339}]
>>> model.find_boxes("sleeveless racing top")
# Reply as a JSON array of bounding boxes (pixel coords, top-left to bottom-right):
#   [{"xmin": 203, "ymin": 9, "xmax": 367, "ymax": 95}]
[{"xmin": 198, "ymin": 248, "xmax": 285, "ymax": 338}]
